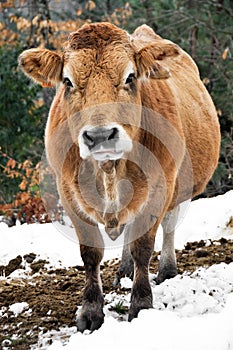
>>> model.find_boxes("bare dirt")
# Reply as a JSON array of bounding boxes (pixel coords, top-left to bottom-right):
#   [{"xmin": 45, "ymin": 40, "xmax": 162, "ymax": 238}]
[{"xmin": 0, "ymin": 237, "xmax": 233, "ymax": 349}]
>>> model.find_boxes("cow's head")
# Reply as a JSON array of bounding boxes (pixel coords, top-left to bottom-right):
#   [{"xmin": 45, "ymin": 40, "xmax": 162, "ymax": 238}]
[{"xmin": 19, "ymin": 22, "xmax": 179, "ymax": 162}]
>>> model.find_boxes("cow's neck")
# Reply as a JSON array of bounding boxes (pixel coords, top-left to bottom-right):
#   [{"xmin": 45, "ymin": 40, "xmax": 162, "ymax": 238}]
[
  {"xmin": 98, "ymin": 159, "xmax": 126, "ymax": 239},
  {"xmin": 99, "ymin": 159, "xmax": 122, "ymax": 211}
]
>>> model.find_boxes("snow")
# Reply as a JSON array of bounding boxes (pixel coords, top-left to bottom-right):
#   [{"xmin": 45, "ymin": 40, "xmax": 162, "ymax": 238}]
[
  {"xmin": 48, "ymin": 295, "xmax": 233, "ymax": 350},
  {"xmin": 120, "ymin": 276, "xmax": 133, "ymax": 289},
  {"xmin": 0, "ymin": 190, "xmax": 233, "ymax": 349},
  {"xmin": 155, "ymin": 189, "xmax": 233, "ymax": 251},
  {"xmin": 0, "ymin": 221, "xmax": 81, "ymax": 268},
  {"xmin": 153, "ymin": 263, "xmax": 233, "ymax": 316},
  {"xmin": 8, "ymin": 302, "xmax": 29, "ymax": 317},
  {"xmin": 31, "ymin": 327, "xmax": 77, "ymax": 350}
]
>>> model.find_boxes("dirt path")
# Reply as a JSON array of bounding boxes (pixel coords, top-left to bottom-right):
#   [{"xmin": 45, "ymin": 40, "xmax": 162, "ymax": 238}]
[{"xmin": 0, "ymin": 238, "xmax": 233, "ymax": 349}]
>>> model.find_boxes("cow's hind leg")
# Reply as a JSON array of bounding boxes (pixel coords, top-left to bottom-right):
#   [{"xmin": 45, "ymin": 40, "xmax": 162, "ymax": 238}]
[
  {"xmin": 76, "ymin": 245, "xmax": 105, "ymax": 332},
  {"xmin": 156, "ymin": 205, "xmax": 180, "ymax": 284},
  {"xmin": 128, "ymin": 231, "xmax": 154, "ymax": 321},
  {"xmin": 113, "ymin": 228, "xmax": 134, "ymax": 286}
]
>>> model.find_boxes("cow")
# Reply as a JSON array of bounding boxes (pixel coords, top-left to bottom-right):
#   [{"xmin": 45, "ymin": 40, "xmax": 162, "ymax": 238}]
[{"xmin": 18, "ymin": 22, "xmax": 220, "ymax": 332}]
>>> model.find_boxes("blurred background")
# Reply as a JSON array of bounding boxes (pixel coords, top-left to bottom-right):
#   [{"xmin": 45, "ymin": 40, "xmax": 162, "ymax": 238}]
[{"xmin": 0, "ymin": 0, "xmax": 232, "ymax": 225}]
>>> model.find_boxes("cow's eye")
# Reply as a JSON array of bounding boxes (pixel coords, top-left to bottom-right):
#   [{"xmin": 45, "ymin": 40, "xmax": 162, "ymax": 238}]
[
  {"xmin": 63, "ymin": 77, "xmax": 73, "ymax": 88},
  {"xmin": 125, "ymin": 73, "xmax": 135, "ymax": 85}
]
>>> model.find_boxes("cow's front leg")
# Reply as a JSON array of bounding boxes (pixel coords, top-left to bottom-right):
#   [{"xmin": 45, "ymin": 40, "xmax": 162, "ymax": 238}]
[
  {"xmin": 128, "ymin": 233, "xmax": 154, "ymax": 321},
  {"xmin": 76, "ymin": 245, "xmax": 104, "ymax": 332}
]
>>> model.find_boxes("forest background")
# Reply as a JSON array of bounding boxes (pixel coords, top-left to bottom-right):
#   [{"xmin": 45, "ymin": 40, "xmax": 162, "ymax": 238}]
[{"xmin": 0, "ymin": 0, "xmax": 232, "ymax": 224}]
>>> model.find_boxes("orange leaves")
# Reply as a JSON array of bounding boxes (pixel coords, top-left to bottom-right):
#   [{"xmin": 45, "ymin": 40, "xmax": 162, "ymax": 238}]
[
  {"xmin": 44, "ymin": 19, "xmax": 84, "ymax": 50},
  {"xmin": 77, "ymin": 8, "xmax": 82, "ymax": 17},
  {"xmin": 16, "ymin": 17, "xmax": 31, "ymax": 31},
  {"xmin": 17, "ymin": 197, "xmax": 51, "ymax": 224},
  {"xmin": 0, "ymin": 151, "xmax": 62, "ymax": 225},
  {"xmin": 1, "ymin": 152, "xmax": 39, "ymax": 195},
  {"xmin": 0, "ymin": 151, "xmax": 52, "ymax": 225},
  {"xmin": 105, "ymin": 3, "xmax": 132, "ymax": 27},
  {"xmin": 6, "ymin": 158, "xmax": 16, "ymax": 169},
  {"xmin": 0, "ymin": 0, "xmax": 27, "ymax": 10},
  {"xmin": 19, "ymin": 178, "xmax": 28, "ymax": 191},
  {"xmin": 14, "ymin": 192, "xmax": 30, "ymax": 208},
  {"xmin": 26, "ymin": 168, "xmax": 33, "ymax": 178},
  {"xmin": 0, "ymin": 193, "xmax": 51, "ymax": 225},
  {"xmin": 85, "ymin": 1, "xmax": 96, "ymax": 11},
  {"xmin": 222, "ymin": 47, "xmax": 229, "ymax": 60},
  {"xmin": 0, "ymin": 0, "xmax": 15, "ymax": 9},
  {"xmin": 22, "ymin": 159, "xmax": 32, "ymax": 169},
  {"xmin": 0, "ymin": 18, "xmax": 18, "ymax": 46}
]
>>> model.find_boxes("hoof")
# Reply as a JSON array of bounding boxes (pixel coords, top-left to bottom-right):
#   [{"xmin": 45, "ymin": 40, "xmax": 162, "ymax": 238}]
[
  {"xmin": 156, "ymin": 267, "xmax": 178, "ymax": 284},
  {"xmin": 128, "ymin": 292, "xmax": 153, "ymax": 322},
  {"xmin": 76, "ymin": 303, "xmax": 104, "ymax": 332},
  {"xmin": 128, "ymin": 304, "xmax": 152, "ymax": 322},
  {"xmin": 128, "ymin": 307, "xmax": 140, "ymax": 322}
]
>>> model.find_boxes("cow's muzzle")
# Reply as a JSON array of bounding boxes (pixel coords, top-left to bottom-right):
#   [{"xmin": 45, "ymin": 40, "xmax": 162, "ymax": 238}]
[
  {"xmin": 78, "ymin": 124, "xmax": 133, "ymax": 161},
  {"xmin": 81, "ymin": 126, "xmax": 121, "ymax": 161},
  {"xmin": 83, "ymin": 127, "xmax": 119, "ymax": 149}
]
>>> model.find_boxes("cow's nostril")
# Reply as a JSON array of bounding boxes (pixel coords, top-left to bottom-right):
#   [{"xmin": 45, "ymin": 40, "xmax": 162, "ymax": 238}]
[
  {"xmin": 82, "ymin": 127, "xmax": 119, "ymax": 149},
  {"xmin": 83, "ymin": 131, "xmax": 95, "ymax": 147},
  {"xmin": 108, "ymin": 127, "xmax": 118, "ymax": 141}
]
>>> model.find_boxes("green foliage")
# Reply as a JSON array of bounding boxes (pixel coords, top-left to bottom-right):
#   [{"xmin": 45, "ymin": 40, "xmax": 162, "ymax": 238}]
[
  {"xmin": 0, "ymin": 44, "xmax": 48, "ymax": 203},
  {"xmin": 0, "ymin": 45, "xmax": 46, "ymax": 160},
  {"xmin": 109, "ymin": 300, "xmax": 128, "ymax": 314}
]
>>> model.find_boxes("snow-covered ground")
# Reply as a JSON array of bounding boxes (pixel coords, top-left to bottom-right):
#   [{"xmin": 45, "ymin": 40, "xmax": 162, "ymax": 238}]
[{"xmin": 0, "ymin": 190, "xmax": 233, "ymax": 350}]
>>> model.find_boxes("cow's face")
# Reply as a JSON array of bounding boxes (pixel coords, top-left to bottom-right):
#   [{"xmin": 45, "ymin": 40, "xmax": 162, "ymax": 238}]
[
  {"xmin": 19, "ymin": 23, "xmax": 179, "ymax": 162},
  {"xmin": 61, "ymin": 33, "xmax": 141, "ymax": 161}
]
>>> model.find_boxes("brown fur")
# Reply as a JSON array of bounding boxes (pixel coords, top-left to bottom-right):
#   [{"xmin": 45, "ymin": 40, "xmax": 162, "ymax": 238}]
[
  {"xmin": 18, "ymin": 48, "xmax": 63, "ymax": 85},
  {"xmin": 19, "ymin": 22, "xmax": 220, "ymax": 330}
]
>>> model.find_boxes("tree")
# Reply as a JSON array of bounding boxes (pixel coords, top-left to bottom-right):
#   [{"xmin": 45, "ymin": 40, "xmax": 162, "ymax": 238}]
[
  {"xmin": 0, "ymin": 45, "xmax": 46, "ymax": 159},
  {"xmin": 0, "ymin": 44, "xmax": 47, "ymax": 203},
  {"xmin": 0, "ymin": 0, "xmax": 81, "ymax": 207}
]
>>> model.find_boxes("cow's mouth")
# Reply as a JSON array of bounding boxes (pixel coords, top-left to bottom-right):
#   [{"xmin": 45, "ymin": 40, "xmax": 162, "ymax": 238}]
[{"xmin": 92, "ymin": 149, "xmax": 124, "ymax": 161}]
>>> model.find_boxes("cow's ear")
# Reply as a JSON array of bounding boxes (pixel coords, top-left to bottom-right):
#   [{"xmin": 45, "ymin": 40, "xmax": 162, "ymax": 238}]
[
  {"xmin": 134, "ymin": 42, "xmax": 180, "ymax": 79},
  {"xmin": 18, "ymin": 48, "xmax": 63, "ymax": 87}
]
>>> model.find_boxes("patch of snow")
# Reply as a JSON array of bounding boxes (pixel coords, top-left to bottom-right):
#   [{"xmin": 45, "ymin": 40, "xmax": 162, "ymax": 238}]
[
  {"xmin": 8, "ymin": 268, "xmax": 31, "ymax": 279},
  {"xmin": 153, "ymin": 263, "xmax": 233, "ymax": 317},
  {"xmin": 47, "ymin": 293, "xmax": 233, "ymax": 350},
  {"xmin": 120, "ymin": 277, "xmax": 133, "ymax": 289},
  {"xmin": 8, "ymin": 302, "xmax": 29, "ymax": 317},
  {"xmin": 0, "ymin": 222, "xmax": 81, "ymax": 268},
  {"xmin": 31, "ymin": 326, "xmax": 77, "ymax": 350},
  {"xmin": 175, "ymin": 190, "xmax": 233, "ymax": 249}
]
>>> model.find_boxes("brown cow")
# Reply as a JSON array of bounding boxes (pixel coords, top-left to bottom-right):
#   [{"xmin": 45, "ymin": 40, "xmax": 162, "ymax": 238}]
[{"xmin": 18, "ymin": 22, "xmax": 220, "ymax": 331}]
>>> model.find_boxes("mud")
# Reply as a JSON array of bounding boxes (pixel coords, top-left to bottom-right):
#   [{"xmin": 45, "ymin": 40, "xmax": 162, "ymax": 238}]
[{"xmin": 0, "ymin": 237, "xmax": 233, "ymax": 349}]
